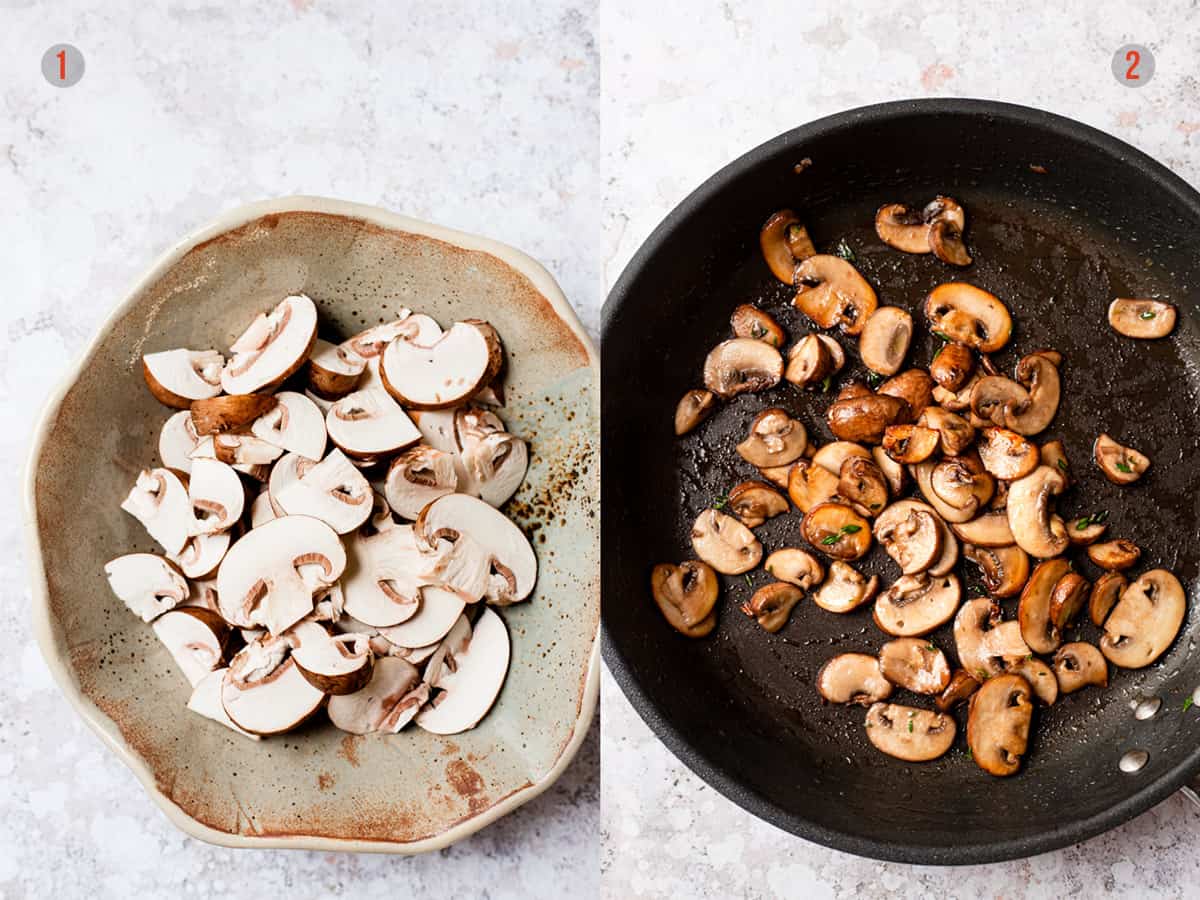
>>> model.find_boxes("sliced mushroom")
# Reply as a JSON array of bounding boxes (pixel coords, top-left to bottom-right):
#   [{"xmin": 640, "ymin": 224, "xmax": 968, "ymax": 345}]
[
  {"xmin": 811, "ymin": 560, "xmax": 878, "ymax": 613},
  {"xmin": 249, "ymin": 489, "xmax": 277, "ymax": 528},
  {"xmin": 786, "ymin": 459, "xmax": 840, "ymax": 513},
  {"xmin": 925, "ymin": 284, "xmax": 1012, "ymax": 353},
  {"xmin": 812, "ymin": 441, "xmax": 871, "ymax": 475},
  {"xmin": 838, "ymin": 456, "xmax": 889, "ymax": 516},
  {"xmin": 690, "ymin": 508, "xmax": 762, "ymax": 574},
  {"xmin": 731, "ymin": 304, "xmax": 785, "ymax": 347},
  {"xmin": 929, "ymin": 217, "xmax": 972, "ymax": 266},
  {"xmin": 971, "ymin": 355, "xmax": 1061, "ymax": 436},
  {"xmin": 342, "ymin": 313, "xmax": 439, "ymax": 362},
  {"xmin": 104, "ymin": 553, "xmax": 189, "ymax": 622},
  {"xmin": 1087, "ymin": 539, "xmax": 1141, "ymax": 571},
  {"xmin": 306, "ymin": 338, "xmax": 366, "ymax": 399},
  {"xmin": 1089, "ymin": 572, "xmax": 1127, "ymax": 626},
  {"xmin": 964, "ymin": 543, "xmax": 1030, "ymax": 599},
  {"xmin": 859, "ymin": 307, "xmax": 913, "ymax": 376},
  {"xmin": 327, "ymin": 656, "xmax": 424, "ymax": 735},
  {"xmin": 650, "ymin": 560, "xmax": 719, "ymax": 637},
  {"xmin": 763, "ymin": 548, "xmax": 824, "ymax": 590},
  {"xmin": 142, "ymin": 348, "xmax": 225, "ymax": 408},
  {"xmin": 783, "ymin": 334, "xmax": 835, "ymax": 388},
  {"xmin": 454, "ymin": 407, "xmax": 528, "ymax": 507},
  {"xmin": 878, "ymin": 638, "xmax": 951, "ymax": 694},
  {"xmin": 916, "ymin": 457, "xmax": 993, "ymax": 524},
  {"xmin": 932, "ymin": 371, "xmax": 980, "ymax": 414},
  {"xmin": 760, "ymin": 209, "xmax": 807, "ymax": 283},
  {"xmin": 1007, "ymin": 465, "xmax": 1068, "ymax": 558},
  {"xmin": 874, "ymin": 204, "xmax": 932, "ymax": 254},
  {"xmin": 929, "ymin": 342, "xmax": 975, "ymax": 393},
  {"xmin": 793, "ymin": 255, "xmax": 878, "ymax": 334},
  {"xmin": 703, "ymin": 338, "xmax": 784, "ymax": 399},
  {"xmin": 817, "ymin": 654, "xmax": 892, "ymax": 705},
  {"xmin": 873, "ymin": 504, "xmax": 942, "ymax": 575},
  {"xmin": 954, "ymin": 597, "xmax": 1033, "ymax": 679},
  {"xmin": 325, "ymin": 387, "xmax": 421, "ymax": 459},
  {"xmin": 736, "ymin": 408, "xmax": 807, "ymax": 467},
  {"xmin": 802, "ymin": 502, "xmax": 871, "ymax": 560},
  {"xmin": 865, "ymin": 703, "xmax": 956, "ymax": 762},
  {"xmin": 221, "ymin": 294, "xmax": 319, "ymax": 395},
  {"xmin": 187, "ymin": 458, "xmax": 245, "ymax": 535},
  {"xmin": 121, "ymin": 468, "xmax": 193, "ymax": 555},
  {"xmin": 826, "ymin": 392, "xmax": 909, "ymax": 444},
  {"xmin": 271, "ymin": 450, "xmax": 372, "ymax": 534},
  {"xmin": 967, "ymin": 674, "xmax": 1033, "ymax": 776},
  {"xmin": 976, "ymin": 427, "xmax": 1038, "ymax": 481},
  {"xmin": 1108, "ymin": 298, "xmax": 1177, "ymax": 339},
  {"xmin": 873, "ymin": 572, "xmax": 961, "ymax": 636},
  {"xmin": 935, "ymin": 668, "xmax": 980, "ymax": 712},
  {"xmin": 415, "ymin": 607, "xmax": 510, "ymax": 735},
  {"xmin": 220, "ymin": 635, "xmax": 326, "ymax": 735},
  {"xmin": 1039, "ymin": 440, "xmax": 1072, "ymax": 487},
  {"xmin": 287, "ymin": 619, "xmax": 373, "ymax": 695},
  {"xmin": 208, "ymin": 433, "xmax": 283, "ymax": 468},
  {"xmin": 169, "ymin": 531, "xmax": 232, "ymax": 580},
  {"xmin": 384, "ymin": 445, "xmax": 458, "ymax": 519},
  {"xmin": 727, "ymin": 480, "xmax": 789, "ymax": 528},
  {"xmin": 1005, "ymin": 657, "xmax": 1058, "ymax": 705},
  {"xmin": 757, "ymin": 463, "xmax": 792, "ymax": 489},
  {"xmin": 741, "ymin": 582, "xmax": 805, "ymax": 633},
  {"xmin": 380, "ymin": 320, "xmax": 503, "ymax": 409},
  {"xmin": 158, "ymin": 410, "xmax": 202, "ymax": 475},
  {"xmin": 675, "ymin": 389, "xmax": 717, "ymax": 436},
  {"xmin": 189, "ymin": 394, "xmax": 277, "ymax": 436},
  {"xmin": 916, "ymin": 406, "xmax": 975, "ymax": 456},
  {"xmin": 951, "ymin": 511, "xmax": 1015, "ymax": 548},
  {"xmin": 882, "ymin": 424, "xmax": 939, "ymax": 464},
  {"xmin": 1049, "ymin": 571, "xmax": 1091, "ymax": 632},
  {"xmin": 1068, "ymin": 516, "xmax": 1107, "ymax": 545},
  {"xmin": 871, "ymin": 446, "xmax": 908, "ymax": 496},
  {"xmin": 1101, "ymin": 569, "xmax": 1186, "ymax": 668},
  {"xmin": 1017, "ymin": 558, "xmax": 1072, "ymax": 654},
  {"xmin": 878, "ymin": 369, "xmax": 933, "ymax": 420},
  {"xmin": 376, "ymin": 586, "xmax": 465, "ymax": 648},
  {"xmin": 1053, "ymin": 642, "xmax": 1108, "ymax": 693},
  {"xmin": 186, "ymin": 668, "xmax": 261, "ymax": 740},
  {"xmin": 249, "ymin": 391, "xmax": 327, "ymax": 461},
  {"xmin": 1093, "ymin": 433, "xmax": 1149, "ymax": 485}
]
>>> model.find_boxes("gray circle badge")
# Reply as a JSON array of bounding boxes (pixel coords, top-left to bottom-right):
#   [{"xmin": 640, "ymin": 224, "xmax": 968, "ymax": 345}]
[
  {"xmin": 41, "ymin": 44, "xmax": 85, "ymax": 88},
  {"xmin": 1112, "ymin": 44, "xmax": 1154, "ymax": 88}
]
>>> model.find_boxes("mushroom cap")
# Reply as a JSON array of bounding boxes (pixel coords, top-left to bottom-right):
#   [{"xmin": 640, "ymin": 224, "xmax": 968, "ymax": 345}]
[
  {"xmin": 288, "ymin": 619, "xmax": 374, "ymax": 695},
  {"xmin": 384, "ymin": 445, "xmax": 459, "ymax": 520},
  {"xmin": 977, "ymin": 427, "xmax": 1039, "ymax": 480},
  {"xmin": 873, "ymin": 504, "xmax": 942, "ymax": 575},
  {"xmin": 783, "ymin": 334, "xmax": 835, "ymax": 388},
  {"xmin": 802, "ymin": 502, "xmax": 872, "ymax": 560},
  {"xmin": 963, "ymin": 543, "xmax": 1030, "ymax": 599},
  {"xmin": 873, "ymin": 572, "xmax": 961, "ymax": 636},
  {"xmin": 878, "ymin": 638, "xmax": 952, "ymax": 694},
  {"xmin": 727, "ymin": 480, "xmax": 788, "ymax": 528},
  {"xmin": 1053, "ymin": 641, "xmax": 1108, "ymax": 693},
  {"xmin": 690, "ymin": 508, "xmax": 762, "ymax": 575},
  {"xmin": 837, "ymin": 456, "xmax": 889, "ymax": 517},
  {"xmin": 736, "ymin": 408, "xmax": 807, "ymax": 468},
  {"xmin": 221, "ymin": 294, "xmax": 319, "ymax": 395},
  {"xmin": 793, "ymin": 255, "xmax": 878, "ymax": 335},
  {"xmin": 306, "ymin": 338, "xmax": 365, "ymax": 399},
  {"xmin": 650, "ymin": 561, "xmax": 719, "ymax": 637},
  {"xmin": 929, "ymin": 342, "xmax": 975, "ymax": 393},
  {"xmin": 271, "ymin": 449, "xmax": 373, "ymax": 535},
  {"xmin": 326, "ymin": 387, "xmax": 421, "ymax": 459},
  {"xmin": 416, "ymin": 607, "xmax": 511, "ymax": 735},
  {"xmin": 675, "ymin": 389, "xmax": 717, "ymax": 436},
  {"xmin": 817, "ymin": 653, "xmax": 892, "ymax": 705},
  {"xmin": 380, "ymin": 320, "xmax": 503, "ymax": 410},
  {"xmin": 702, "ymin": 338, "xmax": 784, "ymax": 399},
  {"xmin": 951, "ymin": 510, "xmax": 1015, "ymax": 548},
  {"xmin": 730, "ymin": 304, "xmax": 785, "ymax": 347},
  {"xmin": 1017, "ymin": 558, "xmax": 1072, "ymax": 654},
  {"xmin": 759, "ymin": 209, "xmax": 804, "ymax": 283},
  {"xmin": 826, "ymin": 392, "xmax": 909, "ymax": 444},
  {"xmin": 878, "ymin": 369, "xmax": 934, "ymax": 420},
  {"xmin": 882, "ymin": 424, "xmax": 939, "ymax": 464},
  {"xmin": 924, "ymin": 283, "xmax": 1012, "ymax": 353},
  {"xmin": 250, "ymin": 390, "xmax": 327, "ymax": 461},
  {"xmin": 1100, "ymin": 569, "xmax": 1186, "ymax": 668},
  {"xmin": 741, "ymin": 582, "xmax": 804, "ymax": 632},
  {"xmin": 967, "ymin": 674, "xmax": 1033, "ymax": 776},
  {"xmin": 865, "ymin": 703, "xmax": 956, "ymax": 762},
  {"xmin": 812, "ymin": 560, "xmax": 878, "ymax": 613},
  {"xmin": 858, "ymin": 306, "xmax": 913, "ymax": 376},
  {"xmin": 327, "ymin": 656, "xmax": 424, "ymax": 735},
  {"xmin": 189, "ymin": 394, "xmax": 278, "ymax": 436},
  {"xmin": 1006, "ymin": 465, "xmax": 1069, "ymax": 558},
  {"xmin": 104, "ymin": 553, "xmax": 190, "ymax": 622},
  {"xmin": 142, "ymin": 348, "xmax": 224, "ymax": 407},
  {"xmin": 1049, "ymin": 571, "xmax": 1091, "ymax": 631},
  {"xmin": 1089, "ymin": 572, "xmax": 1127, "ymax": 626},
  {"xmin": 1108, "ymin": 298, "xmax": 1177, "ymax": 339},
  {"xmin": 787, "ymin": 459, "xmax": 840, "ymax": 513},
  {"xmin": 874, "ymin": 204, "xmax": 932, "ymax": 254},
  {"xmin": 763, "ymin": 548, "xmax": 824, "ymax": 589},
  {"xmin": 120, "ymin": 468, "xmax": 194, "ymax": 555},
  {"xmin": 1093, "ymin": 433, "xmax": 1149, "ymax": 485}
]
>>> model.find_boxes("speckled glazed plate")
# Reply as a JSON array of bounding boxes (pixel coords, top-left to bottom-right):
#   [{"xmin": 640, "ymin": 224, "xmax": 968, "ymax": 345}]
[{"xmin": 24, "ymin": 196, "xmax": 599, "ymax": 852}]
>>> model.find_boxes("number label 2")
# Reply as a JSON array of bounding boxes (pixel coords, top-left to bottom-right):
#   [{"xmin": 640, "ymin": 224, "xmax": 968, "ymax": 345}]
[{"xmin": 1125, "ymin": 49, "xmax": 1141, "ymax": 81}]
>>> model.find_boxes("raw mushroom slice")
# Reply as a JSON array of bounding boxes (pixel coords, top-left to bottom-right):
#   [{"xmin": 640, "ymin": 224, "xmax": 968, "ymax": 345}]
[
  {"xmin": 221, "ymin": 294, "xmax": 319, "ymax": 395},
  {"xmin": 1093, "ymin": 433, "xmax": 1149, "ymax": 485},
  {"xmin": 690, "ymin": 508, "xmax": 762, "ymax": 575},
  {"xmin": 190, "ymin": 394, "xmax": 277, "ymax": 436},
  {"xmin": 1006, "ymin": 465, "xmax": 1068, "ymax": 558},
  {"xmin": 963, "ymin": 543, "xmax": 1030, "ymax": 599},
  {"xmin": 104, "ymin": 553, "xmax": 190, "ymax": 622},
  {"xmin": 967, "ymin": 674, "xmax": 1033, "ymax": 776},
  {"xmin": 741, "ymin": 582, "xmax": 804, "ymax": 632},
  {"xmin": 977, "ymin": 427, "xmax": 1039, "ymax": 481},
  {"xmin": 1017, "ymin": 558, "xmax": 1072, "ymax": 654},
  {"xmin": 378, "ymin": 586, "xmax": 467, "ymax": 648},
  {"xmin": 954, "ymin": 597, "xmax": 1033, "ymax": 679},
  {"xmin": 878, "ymin": 638, "xmax": 952, "ymax": 694},
  {"xmin": 787, "ymin": 459, "xmax": 840, "ymax": 513},
  {"xmin": 793, "ymin": 255, "xmax": 878, "ymax": 335},
  {"xmin": 1090, "ymin": 572, "xmax": 1127, "ymax": 626},
  {"xmin": 306, "ymin": 338, "xmax": 365, "ymax": 399},
  {"xmin": 416, "ymin": 607, "xmax": 511, "ymax": 735},
  {"xmin": 342, "ymin": 524, "xmax": 427, "ymax": 627},
  {"xmin": 812, "ymin": 560, "xmax": 879, "ymax": 613},
  {"xmin": 384, "ymin": 445, "xmax": 458, "ymax": 520},
  {"xmin": 287, "ymin": 619, "xmax": 373, "ymax": 695},
  {"xmin": 187, "ymin": 458, "xmax": 245, "ymax": 535},
  {"xmin": 380, "ymin": 320, "xmax": 503, "ymax": 410},
  {"xmin": 216, "ymin": 514, "xmax": 347, "ymax": 635},
  {"xmin": 249, "ymin": 490, "xmax": 277, "ymax": 528},
  {"xmin": 341, "ymin": 313, "xmax": 425, "ymax": 361},
  {"xmin": 326, "ymin": 387, "xmax": 421, "ymax": 459},
  {"xmin": 121, "ymin": 468, "xmax": 193, "ymax": 555},
  {"xmin": 1100, "ymin": 569, "xmax": 1186, "ymax": 669},
  {"xmin": 924, "ymin": 283, "xmax": 1012, "ymax": 353},
  {"xmin": 186, "ymin": 668, "xmax": 260, "ymax": 740},
  {"xmin": 1053, "ymin": 642, "xmax": 1108, "ymax": 693},
  {"xmin": 182, "ymin": 578, "xmax": 220, "ymax": 613},
  {"xmin": 873, "ymin": 504, "xmax": 942, "ymax": 575},
  {"xmin": 703, "ymin": 338, "xmax": 784, "ymax": 399},
  {"xmin": 873, "ymin": 572, "xmax": 961, "ymax": 636},
  {"xmin": 865, "ymin": 703, "xmax": 956, "ymax": 762},
  {"xmin": 727, "ymin": 480, "xmax": 788, "ymax": 528},
  {"xmin": 169, "ymin": 531, "xmax": 231, "ymax": 580},
  {"xmin": 249, "ymin": 390, "xmax": 327, "ymax": 461},
  {"xmin": 730, "ymin": 304, "xmax": 785, "ymax": 347},
  {"xmin": 763, "ymin": 548, "xmax": 824, "ymax": 590},
  {"xmin": 874, "ymin": 204, "xmax": 933, "ymax": 254},
  {"xmin": 142, "ymin": 348, "xmax": 224, "ymax": 408},
  {"xmin": 159, "ymin": 410, "xmax": 202, "ymax": 474},
  {"xmin": 736, "ymin": 408, "xmax": 807, "ymax": 467},
  {"xmin": 951, "ymin": 511, "xmax": 1015, "ymax": 548},
  {"xmin": 271, "ymin": 449, "xmax": 372, "ymax": 534},
  {"xmin": 212, "ymin": 434, "xmax": 283, "ymax": 467},
  {"xmin": 650, "ymin": 560, "xmax": 719, "ymax": 637},
  {"xmin": 305, "ymin": 389, "xmax": 335, "ymax": 415},
  {"xmin": 327, "ymin": 656, "xmax": 424, "ymax": 735},
  {"xmin": 454, "ymin": 407, "xmax": 528, "ymax": 506},
  {"xmin": 817, "ymin": 654, "xmax": 892, "ymax": 705},
  {"xmin": 675, "ymin": 389, "xmax": 717, "ymax": 436},
  {"xmin": 802, "ymin": 502, "xmax": 871, "ymax": 561},
  {"xmin": 220, "ymin": 636, "xmax": 326, "ymax": 736},
  {"xmin": 1108, "ymin": 298, "xmax": 1177, "ymax": 339},
  {"xmin": 152, "ymin": 607, "xmax": 230, "ymax": 686}
]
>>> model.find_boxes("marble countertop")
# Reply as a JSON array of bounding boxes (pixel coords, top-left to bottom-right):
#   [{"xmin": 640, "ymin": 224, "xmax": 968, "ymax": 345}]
[
  {"xmin": 1, "ymin": 2, "xmax": 597, "ymax": 897},
  {"xmin": 600, "ymin": 0, "xmax": 1200, "ymax": 897}
]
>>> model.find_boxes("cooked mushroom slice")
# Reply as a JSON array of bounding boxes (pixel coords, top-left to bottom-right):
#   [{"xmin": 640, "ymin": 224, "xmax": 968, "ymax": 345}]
[
  {"xmin": 220, "ymin": 636, "xmax": 326, "ymax": 735},
  {"xmin": 1093, "ymin": 433, "xmax": 1149, "ymax": 485},
  {"xmin": 990, "ymin": 479, "xmax": 1010, "ymax": 512},
  {"xmin": 786, "ymin": 459, "xmax": 840, "ymax": 513},
  {"xmin": 878, "ymin": 639, "xmax": 951, "ymax": 694},
  {"xmin": 650, "ymin": 560, "xmax": 719, "ymax": 637},
  {"xmin": 376, "ymin": 586, "xmax": 466, "ymax": 648},
  {"xmin": 927, "ymin": 512, "xmax": 960, "ymax": 578},
  {"xmin": 1087, "ymin": 539, "xmax": 1141, "ymax": 571},
  {"xmin": 306, "ymin": 338, "xmax": 366, "ymax": 399},
  {"xmin": 731, "ymin": 304, "xmax": 785, "ymax": 347},
  {"xmin": 271, "ymin": 450, "xmax": 372, "ymax": 534},
  {"xmin": 951, "ymin": 511, "xmax": 1015, "ymax": 548},
  {"xmin": 1108, "ymin": 298, "xmax": 1177, "ymax": 339},
  {"xmin": 826, "ymin": 392, "xmax": 909, "ymax": 444},
  {"xmin": 287, "ymin": 619, "xmax": 373, "ymax": 695},
  {"xmin": 150, "ymin": 607, "xmax": 229, "ymax": 686},
  {"xmin": 327, "ymin": 656, "xmax": 424, "ymax": 735},
  {"xmin": 859, "ymin": 307, "xmax": 913, "ymax": 376},
  {"xmin": 812, "ymin": 441, "xmax": 870, "ymax": 475},
  {"xmin": 817, "ymin": 654, "xmax": 892, "ymax": 705},
  {"xmin": 675, "ymin": 389, "xmax": 717, "ymax": 436},
  {"xmin": 142, "ymin": 348, "xmax": 225, "ymax": 408},
  {"xmin": 121, "ymin": 468, "xmax": 193, "ymax": 555},
  {"xmin": 976, "ymin": 427, "xmax": 1038, "ymax": 481},
  {"xmin": 916, "ymin": 406, "xmax": 975, "ymax": 456},
  {"xmin": 169, "ymin": 531, "xmax": 232, "ymax": 580},
  {"xmin": 964, "ymin": 543, "xmax": 1031, "ymax": 599},
  {"xmin": 967, "ymin": 674, "xmax": 1033, "ymax": 776},
  {"xmin": 1089, "ymin": 572, "xmax": 1128, "ymax": 626},
  {"xmin": 1049, "ymin": 571, "xmax": 1091, "ymax": 632},
  {"xmin": 760, "ymin": 209, "xmax": 808, "ymax": 283},
  {"xmin": 158, "ymin": 410, "xmax": 202, "ymax": 474},
  {"xmin": 874, "ymin": 504, "xmax": 942, "ymax": 575},
  {"xmin": 925, "ymin": 283, "xmax": 1012, "ymax": 353},
  {"xmin": 416, "ymin": 607, "xmax": 511, "ymax": 735},
  {"xmin": 878, "ymin": 369, "xmax": 934, "ymax": 420},
  {"xmin": 954, "ymin": 598, "xmax": 1032, "ymax": 679},
  {"xmin": 1039, "ymin": 440, "xmax": 1072, "ymax": 486},
  {"xmin": 1053, "ymin": 642, "xmax": 1108, "ymax": 693},
  {"xmin": 216, "ymin": 514, "xmax": 347, "ymax": 635},
  {"xmin": 1101, "ymin": 569, "xmax": 1186, "ymax": 668},
  {"xmin": 104, "ymin": 553, "xmax": 189, "ymax": 622},
  {"xmin": 454, "ymin": 407, "xmax": 528, "ymax": 506},
  {"xmin": 932, "ymin": 371, "xmax": 981, "ymax": 413},
  {"xmin": 871, "ymin": 446, "xmax": 908, "ymax": 495},
  {"xmin": 1017, "ymin": 558, "xmax": 1072, "ymax": 654},
  {"xmin": 882, "ymin": 424, "xmax": 938, "ymax": 464},
  {"xmin": 248, "ymin": 390, "xmax": 327, "ymax": 461},
  {"xmin": 1006, "ymin": 657, "xmax": 1058, "ymax": 705},
  {"xmin": 221, "ymin": 294, "xmax": 319, "ymax": 395},
  {"xmin": 187, "ymin": 458, "xmax": 245, "ymax": 535},
  {"xmin": 1068, "ymin": 517, "xmax": 1107, "ymax": 546},
  {"xmin": 763, "ymin": 548, "xmax": 824, "ymax": 589},
  {"xmin": 874, "ymin": 572, "xmax": 961, "ymax": 636},
  {"xmin": 1008, "ymin": 353, "xmax": 1061, "ymax": 435},
  {"xmin": 384, "ymin": 445, "xmax": 458, "ymax": 520},
  {"xmin": 865, "ymin": 703, "xmax": 956, "ymax": 762},
  {"xmin": 741, "ymin": 582, "xmax": 805, "ymax": 633},
  {"xmin": 784, "ymin": 334, "xmax": 835, "ymax": 388},
  {"xmin": 929, "ymin": 342, "xmax": 975, "ymax": 392},
  {"xmin": 691, "ymin": 508, "xmax": 762, "ymax": 574},
  {"xmin": 703, "ymin": 338, "xmax": 784, "ymax": 399},
  {"xmin": 874, "ymin": 204, "xmax": 932, "ymax": 254},
  {"xmin": 935, "ymin": 668, "xmax": 980, "ymax": 712},
  {"xmin": 1007, "ymin": 465, "xmax": 1068, "ymax": 558},
  {"xmin": 916, "ymin": 457, "xmax": 993, "ymax": 524},
  {"xmin": 727, "ymin": 480, "xmax": 789, "ymax": 528},
  {"xmin": 737, "ymin": 408, "xmax": 808, "ymax": 467},
  {"xmin": 928, "ymin": 217, "xmax": 972, "ymax": 266},
  {"xmin": 325, "ymin": 387, "xmax": 421, "ymax": 459},
  {"xmin": 812, "ymin": 560, "xmax": 879, "ymax": 613},
  {"xmin": 186, "ymin": 668, "xmax": 261, "ymax": 739},
  {"xmin": 793, "ymin": 255, "xmax": 878, "ymax": 334},
  {"xmin": 838, "ymin": 456, "xmax": 889, "ymax": 516},
  {"xmin": 757, "ymin": 463, "xmax": 792, "ymax": 489},
  {"xmin": 802, "ymin": 502, "xmax": 871, "ymax": 561},
  {"xmin": 380, "ymin": 320, "xmax": 503, "ymax": 409}
]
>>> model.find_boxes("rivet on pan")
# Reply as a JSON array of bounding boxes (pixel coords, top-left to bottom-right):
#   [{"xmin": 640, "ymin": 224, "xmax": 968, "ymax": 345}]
[
  {"xmin": 1119, "ymin": 749, "xmax": 1149, "ymax": 774},
  {"xmin": 1133, "ymin": 696, "xmax": 1161, "ymax": 720}
]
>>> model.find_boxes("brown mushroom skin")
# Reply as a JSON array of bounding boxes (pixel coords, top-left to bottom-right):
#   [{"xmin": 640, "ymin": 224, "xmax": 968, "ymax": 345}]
[
  {"xmin": 924, "ymin": 283, "xmax": 1013, "ymax": 354},
  {"xmin": 764, "ymin": 548, "xmax": 824, "ymax": 590},
  {"xmin": 1087, "ymin": 539, "xmax": 1141, "ymax": 572},
  {"xmin": 793, "ymin": 255, "xmax": 878, "ymax": 335},
  {"xmin": 1089, "ymin": 572, "xmax": 1127, "ymax": 626},
  {"xmin": 1108, "ymin": 298, "xmax": 1177, "ymax": 340},
  {"xmin": 650, "ymin": 561, "xmax": 720, "ymax": 637},
  {"xmin": 878, "ymin": 638, "xmax": 952, "ymax": 694},
  {"xmin": 784, "ymin": 334, "xmax": 835, "ymax": 387},
  {"xmin": 741, "ymin": 582, "xmax": 805, "ymax": 633},
  {"xmin": 802, "ymin": 503, "xmax": 872, "ymax": 561},
  {"xmin": 929, "ymin": 342, "xmax": 975, "ymax": 392},
  {"xmin": 963, "ymin": 543, "xmax": 1030, "ymax": 599},
  {"xmin": 190, "ymin": 394, "xmax": 278, "ymax": 435},
  {"xmin": 1018, "ymin": 558, "xmax": 1072, "ymax": 654},
  {"xmin": 760, "ymin": 210, "xmax": 811, "ymax": 283},
  {"xmin": 702, "ymin": 339, "xmax": 784, "ymax": 399},
  {"xmin": 874, "ymin": 204, "xmax": 932, "ymax": 254},
  {"xmin": 731, "ymin": 304, "xmax": 786, "ymax": 347},
  {"xmin": 1053, "ymin": 642, "xmax": 1108, "ymax": 693},
  {"xmin": 826, "ymin": 392, "xmax": 910, "ymax": 444},
  {"xmin": 865, "ymin": 703, "xmax": 956, "ymax": 762},
  {"xmin": 817, "ymin": 654, "xmax": 893, "ymax": 706},
  {"xmin": 675, "ymin": 389, "xmax": 717, "ymax": 436},
  {"xmin": 935, "ymin": 668, "xmax": 981, "ymax": 712},
  {"xmin": 727, "ymin": 480, "xmax": 789, "ymax": 528},
  {"xmin": 967, "ymin": 674, "xmax": 1034, "ymax": 777},
  {"xmin": 878, "ymin": 369, "xmax": 934, "ymax": 420},
  {"xmin": 838, "ymin": 456, "xmax": 889, "ymax": 516},
  {"xmin": 1049, "ymin": 571, "xmax": 1091, "ymax": 631},
  {"xmin": 882, "ymin": 424, "xmax": 939, "ymax": 464},
  {"xmin": 1039, "ymin": 440, "xmax": 1072, "ymax": 487},
  {"xmin": 929, "ymin": 216, "xmax": 972, "ymax": 267},
  {"xmin": 1093, "ymin": 433, "xmax": 1150, "ymax": 485}
]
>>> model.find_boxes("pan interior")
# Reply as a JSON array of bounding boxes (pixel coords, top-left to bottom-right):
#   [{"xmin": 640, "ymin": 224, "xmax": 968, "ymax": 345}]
[{"xmin": 603, "ymin": 106, "xmax": 1200, "ymax": 860}]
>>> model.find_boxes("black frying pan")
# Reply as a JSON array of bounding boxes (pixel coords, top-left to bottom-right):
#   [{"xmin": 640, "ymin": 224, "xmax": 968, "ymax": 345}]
[{"xmin": 602, "ymin": 99, "xmax": 1200, "ymax": 864}]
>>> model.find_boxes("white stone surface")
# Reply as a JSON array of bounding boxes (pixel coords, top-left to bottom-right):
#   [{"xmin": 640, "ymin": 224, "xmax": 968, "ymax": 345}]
[
  {"xmin": 600, "ymin": 0, "xmax": 1200, "ymax": 897},
  {"xmin": 0, "ymin": 2, "xmax": 597, "ymax": 897}
]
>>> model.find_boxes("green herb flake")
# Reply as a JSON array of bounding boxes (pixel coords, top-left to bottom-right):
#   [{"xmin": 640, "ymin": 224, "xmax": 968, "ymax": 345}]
[
  {"xmin": 908, "ymin": 718, "xmax": 914, "ymax": 733},
  {"xmin": 712, "ymin": 495, "xmax": 729, "ymax": 510},
  {"xmin": 834, "ymin": 239, "xmax": 856, "ymax": 262},
  {"xmin": 1185, "ymin": 696, "xmax": 1195, "ymax": 713},
  {"xmin": 820, "ymin": 375, "xmax": 833, "ymax": 393},
  {"xmin": 927, "ymin": 643, "xmax": 937, "ymax": 653},
  {"xmin": 932, "ymin": 331, "xmax": 951, "ymax": 344},
  {"xmin": 841, "ymin": 524, "xmax": 862, "ymax": 535},
  {"xmin": 821, "ymin": 533, "xmax": 841, "ymax": 546},
  {"xmin": 751, "ymin": 323, "xmax": 767, "ymax": 338},
  {"xmin": 976, "ymin": 669, "xmax": 989, "ymax": 681},
  {"xmin": 966, "ymin": 748, "xmax": 973, "ymax": 760},
  {"xmin": 1057, "ymin": 458, "xmax": 1068, "ymax": 471},
  {"xmin": 1140, "ymin": 309, "xmax": 1157, "ymax": 320},
  {"xmin": 866, "ymin": 371, "xmax": 884, "ymax": 388},
  {"xmin": 744, "ymin": 574, "xmax": 754, "ymax": 589},
  {"xmin": 1116, "ymin": 461, "xmax": 1133, "ymax": 474}
]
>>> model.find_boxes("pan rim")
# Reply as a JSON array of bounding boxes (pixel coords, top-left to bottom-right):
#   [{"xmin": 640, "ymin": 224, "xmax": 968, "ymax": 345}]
[{"xmin": 601, "ymin": 97, "xmax": 1200, "ymax": 865}]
